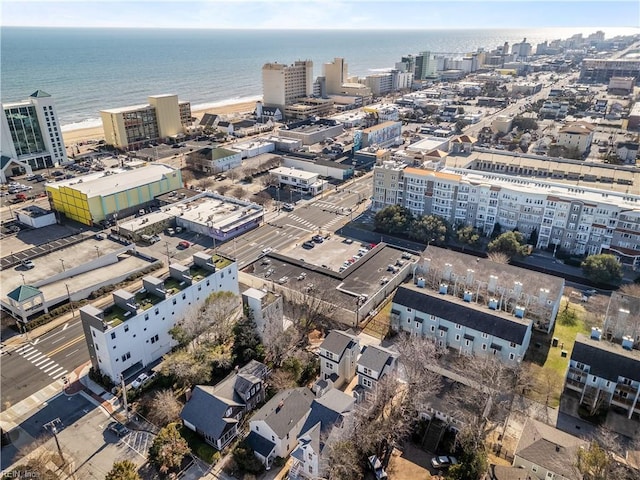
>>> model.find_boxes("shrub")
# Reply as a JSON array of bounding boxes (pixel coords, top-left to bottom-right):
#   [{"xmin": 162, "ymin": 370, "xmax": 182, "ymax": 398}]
[{"xmin": 232, "ymin": 441, "xmax": 265, "ymax": 475}]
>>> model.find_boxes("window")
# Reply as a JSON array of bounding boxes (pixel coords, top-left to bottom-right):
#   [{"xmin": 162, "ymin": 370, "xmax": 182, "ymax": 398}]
[
  {"xmin": 325, "ymin": 362, "xmax": 333, "ymax": 369},
  {"xmin": 308, "ymin": 453, "xmax": 313, "ymax": 460},
  {"xmin": 124, "ymin": 325, "xmax": 129, "ymax": 332},
  {"xmin": 455, "ymin": 324, "xmax": 461, "ymax": 329},
  {"xmin": 509, "ymin": 353, "xmax": 515, "ymax": 360},
  {"xmin": 481, "ymin": 332, "xmax": 488, "ymax": 338},
  {"xmin": 95, "ymin": 344, "xmax": 99, "ymax": 351},
  {"xmin": 150, "ymin": 334, "xmax": 159, "ymax": 344},
  {"xmin": 172, "ymin": 299, "xmax": 177, "ymax": 305},
  {"xmin": 482, "ymin": 344, "xmax": 487, "ymax": 351},
  {"xmin": 110, "ymin": 332, "xmax": 116, "ymax": 339},
  {"xmin": 510, "ymin": 342, "xmax": 516, "ymax": 348},
  {"xmin": 182, "ymin": 293, "xmax": 186, "ymax": 300},
  {"xmin": 256, "ymin": 426, "xmax": 259, "ymax": 432},
  {"xmin": 430, "ymin": 325, "xmax": 435, "ymax": 332},
  {"xmin": 455, "ymin": 334, "xmax": 460, "ymax": 341},
  {"xmin": 121, "ymin": 352, "xmax": 131, "ymax": 362},
  {"xmin": 144, "ymin": 314, "xmax": 149, "ymax": 321},
  {"xmin": 155, "ymin": 308, "xmax": 159, "ymax": 315}
]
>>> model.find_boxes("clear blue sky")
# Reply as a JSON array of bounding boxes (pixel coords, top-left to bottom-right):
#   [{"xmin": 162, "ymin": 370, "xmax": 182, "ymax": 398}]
[{"xmin": 2, "ymin": 1, "xmax": 639, "ymax": 30}]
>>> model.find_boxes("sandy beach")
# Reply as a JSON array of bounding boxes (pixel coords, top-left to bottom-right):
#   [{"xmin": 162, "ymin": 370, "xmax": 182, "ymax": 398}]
[{"xmin": 62, "ymin": 99, "xmax": 259, "ymax": 149}]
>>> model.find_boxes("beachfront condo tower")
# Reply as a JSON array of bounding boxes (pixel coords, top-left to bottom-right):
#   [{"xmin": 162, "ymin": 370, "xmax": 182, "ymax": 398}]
[
  {"xmin": 1, "ymin": 90, "xmax": 69, "ymax": 174},
  {"xmin": 100, "ymin": 94, "xmax": 192, "ymax": 150},
  {"xmin": 262, "ymin": 60, "xmax": 314, "ymax": 111}
]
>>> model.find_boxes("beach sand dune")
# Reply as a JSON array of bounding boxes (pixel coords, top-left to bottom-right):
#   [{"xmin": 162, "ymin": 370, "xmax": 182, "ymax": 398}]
[{"xmin": 62, "ymin": 100, "xmax": 258, "ymax": 150}]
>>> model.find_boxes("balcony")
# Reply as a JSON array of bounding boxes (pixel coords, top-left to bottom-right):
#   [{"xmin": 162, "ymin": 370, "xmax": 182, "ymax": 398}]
[
  {"xmin": 565, "ymin": 378, "xmax": 584, "ymax": 391},
  {"xmin": 611, "ymin": 393, "xmax": 634, "ymax": 408}
]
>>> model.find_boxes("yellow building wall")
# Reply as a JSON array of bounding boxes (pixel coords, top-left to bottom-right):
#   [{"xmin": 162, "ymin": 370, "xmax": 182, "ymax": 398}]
[
  {"xmin": 46, "ymin": 185, "xmax": 92, "ymax": 225},
  {"xmin": 149, "ymin": 95, "xmax": 182, "ymax": 138},
  {"xmin": 100, "ymin": 111, "xmax": 127, "ymax": 149}
]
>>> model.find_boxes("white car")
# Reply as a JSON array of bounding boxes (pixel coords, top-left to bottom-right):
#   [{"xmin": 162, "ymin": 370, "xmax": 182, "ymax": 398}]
[
  {"xmin": 131, "ymin": 373, "xmax": 149, "ymax": 389},
  {"xmin": 261, "ymin": 247, "xmax": 273, "ymax": 254}
]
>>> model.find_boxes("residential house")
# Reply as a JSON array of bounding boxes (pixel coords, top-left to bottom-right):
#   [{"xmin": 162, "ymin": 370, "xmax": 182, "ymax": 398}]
[
  {"xmin": 217, "ymin": 121, "xmax": 234, "ymax": 135},
  {"xmin": 185, "ymin": 147, "xmax": 242, "ymax": 174},
  {"xmin": 180, "ymin": 360, "xmax": 269, "ymax": 450},
  {"xmin": 513, "ymin": 418, "xmax": 587, "ymax": 480},
  {"xmin": 556, "ymin": 121, "xmax": 595, "ymax": 155},
  {"xmin": 317, "ymin": 330, "xmax": 360, "ymax": 388},
  {"xmin": 616, "ymin": 142, "xmax": 639, "ymax": 165},
  {"xmin": 353, "ymin": 344, "xmax": 398, "ymax": 403},
  {"xmin": 489, "ymin": 464, "xmax": 536, "ymax": 480},
  {"xmin": 247, "ymin": 387, "xmax": 314, "ymax": 468},
  {"xmin": 565, "ymin": 330, "xmax": 640, "ymax": 419},
  {"xmin": 289, "ymin": 388, "xmax": 355, "ymax": 480}
]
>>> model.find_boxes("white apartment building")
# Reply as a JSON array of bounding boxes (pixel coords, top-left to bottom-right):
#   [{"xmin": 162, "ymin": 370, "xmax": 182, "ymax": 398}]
[
  {"xmin": 371, "ymin": 163, "xmax": 640, "ymax": 268},
  {"xmin": 80, "ymin": 252, "xmax": 239, "ymax": 383},
  {"xmin": 556, "ymin": 121, "xmax": 595, "ymax": 155},
  {"xmin": 270, "ymin": 166, "xmax": 325, "ymax": 196},
  {"xmin": 364, "ymin": 73, "xmax": 394, "ymax": 96},
  {"xmin": 1, "ymin": 90, "xmax": 69, "ymax": 172},
  {"xmin": 262, "ymin": 60, "xmax": 314, "ymax": 111}
]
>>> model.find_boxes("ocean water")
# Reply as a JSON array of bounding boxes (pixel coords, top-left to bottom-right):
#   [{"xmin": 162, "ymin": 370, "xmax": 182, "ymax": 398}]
[{"xmin": 1, "ymin": 27, "xmax": 636, "ymax": 131}]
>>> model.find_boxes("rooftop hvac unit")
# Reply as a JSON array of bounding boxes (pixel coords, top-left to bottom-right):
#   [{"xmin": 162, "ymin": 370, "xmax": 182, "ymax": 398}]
[
  {"xmin": 439, "ymin": 284, "xmax": 448, "ymax": 295},
  {"xmin": 590, "ymin": 327, "xmax": 602, "ymax": 341},
  {"xmin": 622, "ymin": 335, "xmax": 634, "ymax": 351},
  {"xmin": 463, "ymin": 291, "xmax": 473, "ymax": 302},
  {"xmin": 488, "ymin": 298, "xmax": 498, "ymax": 310},
  {"xmin": 417, "ymin": 277, "xmax": 426, "ymax": 288},
  {"xmin": 514, "ymin": 305, "xmax": 525, "ymax": 318}
]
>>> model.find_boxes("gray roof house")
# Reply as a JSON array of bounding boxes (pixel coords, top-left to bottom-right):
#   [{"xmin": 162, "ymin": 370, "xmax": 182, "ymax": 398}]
[
  {"xmin": 353, "ymin": 344, "xmax": 398, "ymax": 403},
  {"xmin": 247, "ymin": 387, "xmax": 314, "ymax": 469},
  {"xmin": 289, "ymin": 388, "xmax": 355, "ymax": 480},
  {"xmin": 317, "ymin": 330, "xmax": 359, "ymax": 389},
  {"xmin": 180, "ymin": 360, "xmax": 268, "ymax": 450},
  {"xmin": 513, "ymin": 418, "xmax": 587, "ymax": 480}
]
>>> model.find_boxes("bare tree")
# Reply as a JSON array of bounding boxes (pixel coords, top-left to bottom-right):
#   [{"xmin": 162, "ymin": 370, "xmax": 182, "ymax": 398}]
[
  {"xmin": 252, "ymin": 191, "xmax": 273, "ymax": 207},
  {"xmin": 145, "ymin": 389, "xmax": 184, "ymax": 427},
  {"xmin": 487, "ymin": 252, "xmax": 510, "ymax": 264},
  {"xmin": 160, "ymin": 349, "xmax": 213, "ymax": 388},
  {"xmin": 216, "ymin": 184, "xmax": 231, "ymax": 195},
  {"xmin": 200, "ymin": 291, "xmax": 241, "ymax": 345},
  {"xmin": 260, "ymin": 173, "xmax": 279, "ymax": 188},
  {"xmin": 198, "ymin": 176, "xmax": 215, "ymax": 190},
  {"xmin": 280, "ymin": 281, "xmax": 340, "ymax": 343},
  {"xmin": 232, "ymin": 186, "xmax": 247, "ymax": 199}
]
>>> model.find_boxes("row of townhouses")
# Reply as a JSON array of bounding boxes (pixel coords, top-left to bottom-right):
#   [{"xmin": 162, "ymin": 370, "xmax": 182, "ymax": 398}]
[{"xmin": 371, "ymin": 162, "xmax": 640, "ymax": 268}]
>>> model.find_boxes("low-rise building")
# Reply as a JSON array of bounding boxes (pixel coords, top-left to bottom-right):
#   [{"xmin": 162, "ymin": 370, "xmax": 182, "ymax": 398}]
[
  {"xmin": 186, "ymin": 147, "xmax": 242, "ymax": 174},
  {"xmin": 513, "ymin": 418, "xmax": 587, "ymax": 480},
  {"xmin": 80, "ymin": 252, "xmax": 238, "ymax": 383},
  {"xmin": 241, "ymin": 287, "xmax": 287, "ymax": 341},
  {"xmin": 180, "ymin": 360, "xmax": 269, "ymax": 450},
  {"xmin": 565, "ymin": 331, "xmax": 640, "ymax": 419},
  {"xmin": 278, "ymin": 121, "xmax": 344, "ymax": 146},
  {"xmin": 353, "ymin": 344, "xmax": 398, "ymax": 403},
  {"xmin": 247, "ymin": 387, "xmax": 314, "ymax": 468},
  {"xmin": 280, "ymin": 156, "xmax": 353, "ymax": 181},
  {"xmin": 317, "ymin": 330, "xmax": 360, "ymax": 388},
  {"xmin": 556, "ymin": 121, "xmax": 595, "ymax": 155},
  {"xmin": 270, "ymin": 166, "xmax": 325, "ymax": 196},
  {"xmin": 356, "ymin": 121, "xmax": 402, "ymax": 150}
]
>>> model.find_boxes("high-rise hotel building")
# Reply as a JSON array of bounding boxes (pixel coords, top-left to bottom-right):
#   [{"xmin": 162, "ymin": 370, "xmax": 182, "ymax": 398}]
[
  {"xmin": 372, "ymin": 162, "xmax": 640, "ymax": 268},
  {"xmin": 262, "ymin": 60, "xmax": 314, "ymax": 111},
  {"xmin": 1, "ymin": 90, "xmax": 69, "ymax": 171},
  {"xmin": 100, "ymin": 94, "xmax": 192, "ymax": 150}
]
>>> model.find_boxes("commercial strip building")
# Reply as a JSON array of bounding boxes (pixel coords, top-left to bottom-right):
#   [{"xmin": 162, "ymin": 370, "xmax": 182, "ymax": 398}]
[
  {"xmin": 100, "ymin": 94, "xmax": 192, "ymax": 150},
  {"xmin": 371, "ymin": 162, "xmax": 640, "ymax": 267},
  {"xmin": 280, "ymin": 156, "xmax": 354, "ymax": 181},
  {"xmin": 46, "ymin": 163, "xmax": 182, "ymax": 226},
  {"xmin": 80, "ymin": 252, "xmax": 239, "ymax": 383},
  {"xmin": 117, "ymin": 191, "xmax": 264, "ymax": 244},
  {"xmin": 269, "ymin": 167, "xmax": 326, "ymax": 196},
  {"xmin": 1, "ymin": 90, "xmax": 68, "ymax": 177}
]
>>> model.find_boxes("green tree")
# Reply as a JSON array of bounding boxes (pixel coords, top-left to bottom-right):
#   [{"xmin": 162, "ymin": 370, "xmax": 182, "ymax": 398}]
[
  {"xmin": 105, "ymin": 460, "xmax": 141, "ymax": 480},
  {"xmin": 581, "ymin": 254, "xmax": 623, "ymax": 286},
  {"xmin": 487, "ymin": 231, "xmax": 529, "ymax": 259},
  {"xmin": 529, "ymin": 227, "xmax": 539, "ymax": 247},
  {"xmin": 409, "ymin": 215, "xmax": 449, "ymax": 245},
  {"xmin": 374, "ymin": 205, "xmax": 413, "ymax": 235},
  {"xmin": 446, "ymin": 449, "xmax": 488, "ymax": 480},
  {"xmin": 454, "ymin": 119, "xmax": 470, "ymax": 133},
  {"xmin": 576, "ymin": 441, "xmax": 610, "ymax": 480},
  {"xmin": 232, "ymin": 440, "xmax": 265, "ymax": 474},
  {"xmin": 148, "ymin": 423, "xmax": 191, "ymax": 474},
  {"xmin": 456, "ymin": 225, "xmax": 480, "ymax": 249},
  {"xmin": 232, "ymin": 307, "xmax": 265, "ymax": 365}
]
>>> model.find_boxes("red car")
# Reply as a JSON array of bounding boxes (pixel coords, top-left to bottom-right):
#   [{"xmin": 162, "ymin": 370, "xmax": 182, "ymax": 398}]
[{"xmin": 178, "ymin": 240, "xmax": 190, "ymax": 249}]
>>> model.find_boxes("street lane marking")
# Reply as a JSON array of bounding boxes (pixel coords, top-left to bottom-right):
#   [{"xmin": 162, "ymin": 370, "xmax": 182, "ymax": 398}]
[
  {"xmin": 39, "ymin": 361, "xmax": 55, "ymax": 370},
  {"xmin": 16, "ymin": 346, "xmax": 32, "ymax": 354},
  {"xmin": 62, "ymin": 323, "xmax": 69, "ymax": 331},
  {"xmin": 51, "ymin": 336, "xmax": 67, "ymax": 344},
  {"xmin": 32, "ymin": 338, "xmax": 40, "ymax": 345},
  {"xmin": 44, "ymin": 363, "xmax": 60, "ymax": 373},
  {"xmin": 65, "ymin": 348, "xmax": 80, "ymax": 357},
  {"xmin": 45, "ymin": 335, "xmax": 84, "ymax": 357},
  {"xmin": 52, "ymin": 370, "xmax": 68, "ymax": 379},
  {"xmin": 23, "ymin": 350, "xmax": 42, "ymax": 360},
  {"xmin": 48, "ymin": 366, "xmax": 64, "ymax": 377}
]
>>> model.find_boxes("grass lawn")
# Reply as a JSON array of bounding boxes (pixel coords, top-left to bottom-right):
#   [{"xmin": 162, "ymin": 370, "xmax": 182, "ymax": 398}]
[
  {"xmin": 179, "ymin": 424, "xmax": 219, "ymax": 464},
  {"xmin": 525, "ymin": 297, "xmax": 590, "ymax": 408}
]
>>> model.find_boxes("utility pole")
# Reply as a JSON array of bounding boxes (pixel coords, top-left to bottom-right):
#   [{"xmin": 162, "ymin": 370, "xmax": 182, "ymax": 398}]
[
  {"xmin": 43, "ymin": 418, "xmax": 65, "ymax": 466},
  {"xmin": 120, "ymin": 374, "xmax": 130, "ymax": 421},
  {"xmin": 65, "ymin": 283, "xmax": 75, "ymax": 318}
]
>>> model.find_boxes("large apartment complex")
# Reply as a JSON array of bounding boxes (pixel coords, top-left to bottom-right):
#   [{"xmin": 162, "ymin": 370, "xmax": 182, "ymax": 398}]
[
  {"xmin": 371, "ymin": 162, "xmax": 640, "ymax": 268},
  {"xmin": 80, "ymin": 252, "xmax": 239, "ymax": 383},
  {"xmin": 1, "ymin": 90, "xmax": 68, "ymax": 172},
  {"xmin": 262, "ymin": 60, "xmax": 314, "ymax": 112},
  {"xmin": 100, "ymin": 94, "xmax": 192, "ymax": 150}
]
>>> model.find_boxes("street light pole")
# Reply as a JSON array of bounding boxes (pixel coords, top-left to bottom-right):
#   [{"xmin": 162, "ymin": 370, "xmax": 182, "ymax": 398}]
[
  {"xmin": 59, "ymin": 258, "xmax": 65, "ymax": 272},
  {"xmin": 43, "ymin": 418, "xmax": 65, "ymax": 466},
  {"xmin": 65, "ymin": 283, "xmax": 75, "ymax": 318},
  {"xmin": 94, "ymin": 245, "xmax": 100, "ymax": 258}
]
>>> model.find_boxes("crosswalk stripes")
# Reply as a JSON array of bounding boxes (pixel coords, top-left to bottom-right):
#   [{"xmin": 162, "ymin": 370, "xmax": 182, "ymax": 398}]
[{"xmin": 16, "ymin": 344, "xmax": 68, "ymax": 380}]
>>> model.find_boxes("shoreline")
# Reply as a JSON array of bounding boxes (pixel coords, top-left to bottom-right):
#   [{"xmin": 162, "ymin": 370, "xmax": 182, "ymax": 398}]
[{"xmin": 61, "ymin": 98, "xmax": 261, "ymax": 148}]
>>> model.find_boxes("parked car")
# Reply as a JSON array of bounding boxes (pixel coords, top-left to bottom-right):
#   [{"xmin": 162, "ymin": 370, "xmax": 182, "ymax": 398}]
[
  {"xmin": 282, "ymin": 203, "xmax": 294, "ymax": 211},
  {"xmin": 261, "ymin": 247, "xmax": 273, "ymax": 254},
  {"xmin": 21, "ymin": 260, "xmax": 35, "ymax": 270},
  {"xmin": 431, "ymin": 455, "xmax": 458, "ymax": 469},
  {"xmin": 131, "ymin": 373, "xmax": 149, "ymax": 389},
  {"xmin": 312, "ymin": 235, "xmax": 324, "ymax": 243},
  {"xmin": 302, "ymin": 241, "xmax": 315, "ymax": 249},
  {"xmin": 177, "ymin": 240, "xmax": 190, "ymax": 249},
  {"xmin": 107, "ymin": 421, "xmax": 130, "ymax": 437},
  {"xmin": 166, "ymin": 228, "xmax": 175, "ymax": 236}
]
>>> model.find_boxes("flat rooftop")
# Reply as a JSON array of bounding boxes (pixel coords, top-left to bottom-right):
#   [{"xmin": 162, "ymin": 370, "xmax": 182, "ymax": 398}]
[
  {"xmin": 245, "ymin": 244, "xmax": 416, "ymax": 310},
  {"xmin": 284, "ymin": 123, "xmax": 339, "ymax": 134},
  {"xmin": 46, "ymin": 164, "xmax": 178, "ymax": 198},
  {"xmin": 406, "ymin": 136, "xmax": 452, "ymax": 153},
  {"xmin": 271, "ymin": 167, "xmax": 318, "ymax": 180},
  {"xmin": 169, "ymin": 193, "xmax": 263, "ymax": 232}
]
